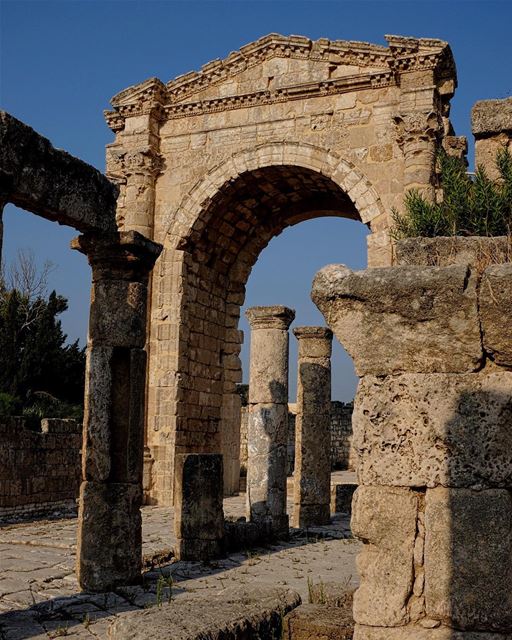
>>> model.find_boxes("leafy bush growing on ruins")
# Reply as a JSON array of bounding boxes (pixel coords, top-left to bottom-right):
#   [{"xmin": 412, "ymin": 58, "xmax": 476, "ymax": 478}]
[{"xmin": 391, "ymin": 148, "xmax": 512, "ymax": 238}]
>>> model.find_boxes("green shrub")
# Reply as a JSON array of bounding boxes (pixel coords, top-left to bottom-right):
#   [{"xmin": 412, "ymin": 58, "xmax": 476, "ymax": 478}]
[
  {"xmin": 0, "ymin": 392, "xmax": 20, "ymax": 417},
  {"xmin": 391, "ymin": 148, "xmax": 512, "ymax": 239}
]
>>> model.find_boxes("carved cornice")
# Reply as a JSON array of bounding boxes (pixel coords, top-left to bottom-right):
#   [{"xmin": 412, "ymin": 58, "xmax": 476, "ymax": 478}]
[
  {"xmin": 394, "ymin": 111, "xmax": 443, "ymax": 148},
  {"xmin": 164, "ymin": 71, "xmax": 393, "ymax": 120},
  {"xmin": 106, "ymin": 146, "xmax": 165, "ymax": 182},
  {"xmin": 105, "ymin": 33, "xmax": 456, "ymax": 132}
]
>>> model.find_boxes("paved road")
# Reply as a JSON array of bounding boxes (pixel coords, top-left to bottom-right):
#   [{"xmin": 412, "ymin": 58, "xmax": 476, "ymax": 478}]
[{"xmin": 0, "ymin": 472, "xmax": 360, "ymax": 639}]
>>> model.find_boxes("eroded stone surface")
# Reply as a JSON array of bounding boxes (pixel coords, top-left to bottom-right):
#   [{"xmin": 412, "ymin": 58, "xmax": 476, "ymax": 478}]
[
  {"xmin": 353, "ymin": 626, "xmax": 511, "ymax": 639},
  {"xmin": 351, "ymin": 486, "xmax": 418, "ymax": 627},
  {"xmin": 353, "ymin": 371, "xmax": 512, "ymax": 488},
  {"xmin": 284, "ymin": 603, "xmax": 353, "ymax": 640},
  {"xmin": 108, "ymin": 585, "xmax": 300, "ymax": 640},
  {"xmin": 293, "ymin": 327, "xmax": 333, "ymax": 528},
  {"xmin": 312, "ymin": 263, "xmax": 482, "ymax": 376},
  {"xmin": 174, "ymin": 454, "xmax": 224, "ymax": 561},
  {"xmin": 480, "ymin": 264, "xmax": 512, "ymax": 366},
  {"xmin": 424, "ymin": 487, "xmax": 512, "ymax": 631}
]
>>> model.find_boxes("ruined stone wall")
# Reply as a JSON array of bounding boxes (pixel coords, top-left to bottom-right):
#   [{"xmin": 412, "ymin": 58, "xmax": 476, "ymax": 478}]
[
  {"xmin": 330, "ymin": 401, "xmax": 356, "ymax": 470},
  {"xmin": 0, "ymin": 418, "xmax": 81, "ymax": 521},
  {"xmin": 240, "ymin": 401, "xmax": 354, "ymax": 478},
  {"xmin": 313, "ymin": 239, "xmax": 512, "ymax": 638}
]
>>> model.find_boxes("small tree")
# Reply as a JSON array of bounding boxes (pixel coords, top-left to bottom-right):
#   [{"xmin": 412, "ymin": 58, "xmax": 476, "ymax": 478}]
[
  {"xmin": 391, "ymin": 148, "xmax": 512, "ymax": 239},
  {"xmin": 0, "ymin": 251, "xmax": 85, "ymax": 418}
]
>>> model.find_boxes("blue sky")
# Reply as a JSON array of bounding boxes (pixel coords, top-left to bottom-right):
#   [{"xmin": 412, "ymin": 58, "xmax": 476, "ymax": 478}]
[{"xmin": 1, "ymin": 0, "xmax": 511, "ymax": 400}]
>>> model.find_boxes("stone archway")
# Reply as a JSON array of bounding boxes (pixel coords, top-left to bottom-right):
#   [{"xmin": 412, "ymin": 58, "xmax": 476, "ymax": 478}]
[
  {"xmin": 165, "ymin": 150, "xmax": 380, "ymax": 496},
  {"xmin": 104, "ymin": 33, "xmax": 460, "ymax": 504}
]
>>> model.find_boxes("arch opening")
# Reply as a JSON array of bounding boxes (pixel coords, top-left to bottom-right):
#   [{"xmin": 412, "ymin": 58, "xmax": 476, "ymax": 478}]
[{"xmin": 170, "ymin": 163, "xmax": 368, "ymax": 497}]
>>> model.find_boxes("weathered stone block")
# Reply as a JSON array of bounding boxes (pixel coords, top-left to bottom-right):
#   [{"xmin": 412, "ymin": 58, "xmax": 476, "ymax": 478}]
[
  {"xmin": 472, "ymin": 97, "xmax": 512, "ymax": 136},
  {"xmin": 83, "ymin": 347, "xmax": 147, "ymax": 483},
  {"xmin": 108, "ymin": 585, "xmax": 301, "ymax": 640},
  {"xmin": 312, "ymin": 264, "xmax": 481, "ymax": 375},
  {"xmin": 425, "ymin": 487, "xmax": 512, "ymax": 631},
  {"xmin": 331, "ymin": 483, "xmax": 357, "ymax": 513},
  {"xmin": 480, "ymin": 264, "xmax": 512, "ymax": 366},
  {"xmin": 309, "ymin": 581, "xmax": 355, "ymax": 610},
  {"xmin": 284, "ymin": 604, "xmax": 353, "ymax": 640},
  {"xmin": 77, "ymin": 481, "xmax": 142, "ymax": 592},
  {"xmin": 354, "ymin": 371, "xmax": 512, "ymax": 488},
  {"xmin": 89, "ymin": 280, "xmax": 147, "ymax": 348},
  {"xmin": 353, "ymin": 626, "xmax": 510, "ymax": 639},
  {"xmin": 351, "ymin": 486, "xmax": 418, "ymax": 627},
  {"xmin": 174, "ymin": 453, "xmax": 224, "ymax": 561}
]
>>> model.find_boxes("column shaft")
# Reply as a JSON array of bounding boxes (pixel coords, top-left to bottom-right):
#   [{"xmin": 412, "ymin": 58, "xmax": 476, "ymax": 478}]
[
  {"xmin": 73, "ymin": 231, "xmax": 161, "ymax": 592},
  {"xmin": 292, "ymin": 326, "xmax": 333, "ymax": 528},
  {"xmin": 245, "ymin": 305, "xmax": 295, "ymax": 535}
]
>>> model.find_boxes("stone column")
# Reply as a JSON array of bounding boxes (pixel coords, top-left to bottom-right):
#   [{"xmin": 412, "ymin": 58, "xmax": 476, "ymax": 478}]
[
  {"xmin": 174, "ymin": 453, "xmax": 225, "ymax": 561},
  {"xmin": 292, "ymin": 326, "xmax": 333, "ymax": 528},
  {"xmin": 245, "ymin": 306, "xmax": 295, "ymax": 535},
  {"xmin": 72, "ymin": 231, "xmax": 161, "ymax": 592}
]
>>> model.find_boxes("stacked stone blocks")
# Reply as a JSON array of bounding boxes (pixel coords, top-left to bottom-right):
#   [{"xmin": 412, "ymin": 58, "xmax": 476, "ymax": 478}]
[
  {"xmin": 0, "ymin": 418, "xmax": 81, "ymax": 521},
  {"xmin": 312, "ymin": 240, "xmax": 512, "ymax": 638}
]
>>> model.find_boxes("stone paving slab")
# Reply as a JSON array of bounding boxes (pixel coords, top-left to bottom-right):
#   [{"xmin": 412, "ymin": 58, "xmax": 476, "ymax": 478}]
[{"xmin": 0, "ymin": 472, "xmax": 359, "ymax": 639}]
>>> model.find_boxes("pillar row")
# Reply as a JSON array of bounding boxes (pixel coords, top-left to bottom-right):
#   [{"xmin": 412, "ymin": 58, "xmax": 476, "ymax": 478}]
[
  {"xmin": 245, "ymin": 305, "xmax": 295, "ymax": 536},
  {"xmin": 292, "ymin": 326, "xmax": 333, "ymax": 528},
  {"xmin": 72, "ymin": 231, "xmax": 161, "ymax": 592}
]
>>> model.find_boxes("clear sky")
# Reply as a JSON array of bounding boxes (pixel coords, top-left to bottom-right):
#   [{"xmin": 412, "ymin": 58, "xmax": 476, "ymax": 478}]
[{"xmin": 1, "ymin": 0, "xmax": 511, "ymax": 400}]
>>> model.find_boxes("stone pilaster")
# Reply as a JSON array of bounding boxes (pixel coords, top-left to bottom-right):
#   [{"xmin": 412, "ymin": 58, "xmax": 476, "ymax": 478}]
[
  {"xmin": 394, "ymin": 110, "xmax": 441, "ymax": 201},
  {"xmin": 72, "ymin": 231, "xmax": 161, "ymax": 592},
  {"xmin": 292, "ymin": 326, "xmax": 333, "ymax": 528},
  {"xmin": 245, "ymin": 305, "xmax": 295, "ymax": 535}
]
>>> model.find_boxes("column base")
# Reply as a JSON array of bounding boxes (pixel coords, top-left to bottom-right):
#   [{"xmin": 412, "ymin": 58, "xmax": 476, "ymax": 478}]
[
  {"xmin": 292, "ymin": 503, "xmax": 330, "ymax": 528},
  {"xmin": 77, "ymin": 481, "xmax": 142, "ymax": 592},
  {"xmin": 175, "ymin": 538, "xmax": 225, "ymax": 561}
]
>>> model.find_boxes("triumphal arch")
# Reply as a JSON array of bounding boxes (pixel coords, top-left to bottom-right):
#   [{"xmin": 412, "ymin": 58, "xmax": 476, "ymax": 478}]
[{"xmin": 104, "ymin": 34, "xmax": 460, "ymax": 504}]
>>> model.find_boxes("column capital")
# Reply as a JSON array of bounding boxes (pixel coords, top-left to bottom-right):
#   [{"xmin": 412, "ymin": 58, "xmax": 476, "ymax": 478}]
[
  {"xmin": 393, "ymin": 110, "xmax": 442, "ymax": 148},
  {"xmin": 245, "ymin": 305, "xmax": 295, "ymax": 330},
  {"xmin": 71, "ymin": 230, "xmax": 162, "ymax": 281},
  {"xmin": 293, "ymin": 326, "xmax": 333, "ymax": 341}
]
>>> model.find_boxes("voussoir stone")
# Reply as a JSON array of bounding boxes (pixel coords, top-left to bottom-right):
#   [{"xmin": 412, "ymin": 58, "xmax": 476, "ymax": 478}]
[
  {"xmin": 353, "ymin": 371, "xmax": 512, "ymax": 488},
  {"xmin": 311, "ymin": 264, "xmax": 482, "ymax": 375},
  {"xmin": 480, "ymin": 264, "xmax": 512, "ymax": 366},
  {"xmin": 351, "ymin": 486, "xmax": 418, "ymax": 627},
  {"xmin": 107, "ymin": 585, "xmax": 301, "ymax": 640},
  {"xmin": 424, "ymin": 487, "xmax": 512, "ymax": 631}
]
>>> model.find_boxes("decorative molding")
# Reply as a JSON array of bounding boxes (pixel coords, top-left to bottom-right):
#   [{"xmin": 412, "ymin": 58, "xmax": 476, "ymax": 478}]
[{"xmin": 105, "ymin": 34, "xmax": 456, "ymax": 133}]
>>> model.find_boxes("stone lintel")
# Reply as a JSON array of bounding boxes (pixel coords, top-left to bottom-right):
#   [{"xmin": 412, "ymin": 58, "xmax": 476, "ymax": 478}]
[
  {"xmin": 0, "ymin": 110, "xmax": 118, "ymax": 233},
  {"xmin": 245, "ymin": 305, "xmax": 295, "ymax": 330},
  {"xmin": 472, "ymin": 97, "xmax": 512, "ymax": 136}
]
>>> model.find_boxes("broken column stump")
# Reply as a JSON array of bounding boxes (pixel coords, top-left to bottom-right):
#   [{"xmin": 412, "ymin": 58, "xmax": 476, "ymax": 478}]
[
  {"xmin": 174, "ymin": 453, "xmax": 225, "ymax": 561},
  {"xmin": 292, "ymin": 326, "xmax": 333, "ymax": 528},
  {"xmin": 245, "ymin": 305, "xmax": 295, "ymax": 536},
  {"xmin": 312, "ymin": 244, "xmax": 512, "ymax": 638}
]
